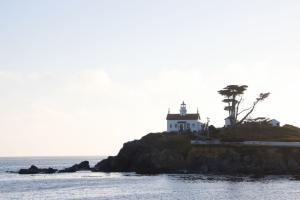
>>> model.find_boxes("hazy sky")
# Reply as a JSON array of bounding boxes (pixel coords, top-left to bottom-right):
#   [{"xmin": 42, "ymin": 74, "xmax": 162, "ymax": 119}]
[{"xmin": 0, "ymin": 0, "xmax": 300, "ymax": 156}]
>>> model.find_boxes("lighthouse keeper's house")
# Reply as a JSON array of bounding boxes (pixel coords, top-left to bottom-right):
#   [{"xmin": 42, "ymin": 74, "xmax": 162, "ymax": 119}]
[{"xmin": 166, "ymin": 102, "xmax": 204, "ymax": 133}]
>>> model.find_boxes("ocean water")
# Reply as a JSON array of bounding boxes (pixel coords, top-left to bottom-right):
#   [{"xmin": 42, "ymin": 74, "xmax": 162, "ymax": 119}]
[{"xmin": 1, "ymin": 156, "xmax": 300, "ymax": 200}]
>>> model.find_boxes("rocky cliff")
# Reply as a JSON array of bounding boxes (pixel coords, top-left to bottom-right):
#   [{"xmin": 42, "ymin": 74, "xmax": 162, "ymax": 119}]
[{"xmin": 93, "ymin": 131, "xmax": 300, "ymax": 175}]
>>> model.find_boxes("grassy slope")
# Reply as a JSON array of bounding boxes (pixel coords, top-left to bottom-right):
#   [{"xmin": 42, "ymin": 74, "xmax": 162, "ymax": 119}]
[{"xmin": 210, "ymin": 124, "xmax": 300, "ymax": 142}]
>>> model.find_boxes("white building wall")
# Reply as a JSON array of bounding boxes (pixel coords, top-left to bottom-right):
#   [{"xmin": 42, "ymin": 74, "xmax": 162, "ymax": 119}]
[
  {"xmin": 225, "ymin": 118, "xmax": 231, "ymax": 127},
  {"xmin": 167, "ymin": 120, "xmax": 203, "ymax": 132},
  {"xmin": 270, "ymin": 119, "xmax": 280, "ymax": 127}
]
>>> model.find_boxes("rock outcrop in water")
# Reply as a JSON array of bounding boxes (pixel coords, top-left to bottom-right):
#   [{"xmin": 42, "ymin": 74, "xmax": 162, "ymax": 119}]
[
  {"xmin": 93, "ymin": 129, "xmax": 300, "ymax": 175},
  {"xmin": 18, "ymin": 165, "xmax": 58, "ymax": 174},
  {"xmin": 58, "ymin": 161, "xmax": 90, "ymax": 173},
  {"xmin": 18, "ymin": 161, "xmax": 90, "ymax": 174}
]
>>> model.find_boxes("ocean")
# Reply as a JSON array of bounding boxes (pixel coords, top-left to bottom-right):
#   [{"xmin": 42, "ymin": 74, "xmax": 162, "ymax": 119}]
[{"xmin": 1, "ymin": 156, "xmax": 300, "ymax": 200}]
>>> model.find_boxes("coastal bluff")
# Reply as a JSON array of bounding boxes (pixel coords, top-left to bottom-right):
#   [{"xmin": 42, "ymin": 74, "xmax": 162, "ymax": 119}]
[{"xmin": 94, "ymin": 125, "xmax": 300, "ymax": 175}]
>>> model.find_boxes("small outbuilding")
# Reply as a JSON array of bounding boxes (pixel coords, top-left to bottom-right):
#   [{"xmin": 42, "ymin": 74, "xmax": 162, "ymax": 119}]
[
  {"xmin": 224, "ymin": 117, "xmax": 231, "ymax": 127},
  {"xmin": 269, "ymin": 119, "xmax": 280, "ymax": 127}
]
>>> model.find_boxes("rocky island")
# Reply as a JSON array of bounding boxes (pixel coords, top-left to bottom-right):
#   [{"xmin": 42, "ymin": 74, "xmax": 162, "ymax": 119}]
[{"xmin": 17, "ymin": 124, "xmax": 300, "ymax": 176}]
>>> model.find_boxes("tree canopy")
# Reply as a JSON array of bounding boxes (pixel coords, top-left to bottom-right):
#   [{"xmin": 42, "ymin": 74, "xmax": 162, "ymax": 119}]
[{"xmin": 218, "ymin": 85, "xmax": 270, "ymax": 126}]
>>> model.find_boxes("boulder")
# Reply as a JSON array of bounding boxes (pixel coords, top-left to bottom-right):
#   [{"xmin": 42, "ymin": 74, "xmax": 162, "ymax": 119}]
[{"xmin": 58, "ymin": 161, "xmax": 90, "ymax": 173}]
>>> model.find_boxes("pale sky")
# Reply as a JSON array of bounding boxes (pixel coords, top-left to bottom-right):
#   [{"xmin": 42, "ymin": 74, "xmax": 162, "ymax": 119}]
[{"xmin": 0, "ymin": 0, "xmax": 300, "ymax": 156}]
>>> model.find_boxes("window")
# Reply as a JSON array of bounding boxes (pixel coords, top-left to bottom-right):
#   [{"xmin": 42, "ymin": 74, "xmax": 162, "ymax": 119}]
[
  {"xmin": 175, "ymin": 124, "xmax": 177, "ymax": 128},
  {"xmin": 192, "ymin": 123, "xmax": 195, "ymax": 127},
  {"xmin": 187, "ymin": 123, "xmax": 190, "ymax": 128},
  {"xmin": 170, "ymin": 124, "xmax": 172, "ymax": 128}
]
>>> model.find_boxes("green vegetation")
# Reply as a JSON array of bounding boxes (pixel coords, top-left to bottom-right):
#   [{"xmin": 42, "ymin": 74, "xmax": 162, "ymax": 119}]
[{"xmin": 210, "ymin": 124, "xmax": 300, "ymax": 142}]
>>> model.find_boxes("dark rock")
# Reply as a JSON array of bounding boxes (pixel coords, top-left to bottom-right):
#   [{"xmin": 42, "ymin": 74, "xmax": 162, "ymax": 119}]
[
  {"xmin": 92, "ymin": 156, "xmax": 115, "ymax": 172},
  {"xmin": 293, "ymin": 175, "xmax": 300, "ymax": 181},
  {"xmin": 18, "ymin": 165, "xmax": 57, "ymax": 174},
  {"xmin": 18, "ymin": 161, "xmax": 91, "ymax": 174},
  {"xmin": 93, "ymin": 132, "xmax": 300, "ymax": 175},
  {"xmin": 58, "ymin": 161, "xmax": 90, "ymax": 173},
  {"xmin": 94, "ymin": 133, "xmax": 195, "ymax": 174}
]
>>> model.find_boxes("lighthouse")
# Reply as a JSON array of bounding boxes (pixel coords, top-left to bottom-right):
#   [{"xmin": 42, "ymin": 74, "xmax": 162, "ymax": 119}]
[{"xmin": 166, "ymin": 101, "xmax": 203, "ymax": 133}]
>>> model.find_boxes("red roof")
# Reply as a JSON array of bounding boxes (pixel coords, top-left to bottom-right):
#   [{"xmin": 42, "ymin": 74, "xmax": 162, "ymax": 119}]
[{"xmin": 166, "ymin": 114, "xmax": 200, "ymax": 120}]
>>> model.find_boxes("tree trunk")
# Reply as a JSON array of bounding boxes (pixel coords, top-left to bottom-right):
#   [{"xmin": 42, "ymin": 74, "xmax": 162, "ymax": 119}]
[{"xmin": 236, "ymin": 102, "xmax": 258, "ymax": 125}]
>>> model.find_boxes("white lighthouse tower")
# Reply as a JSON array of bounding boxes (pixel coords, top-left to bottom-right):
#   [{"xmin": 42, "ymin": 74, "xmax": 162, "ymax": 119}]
[{"xmin": 180, "ymin": 101, "xmax": 187, "ymax": 115}]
